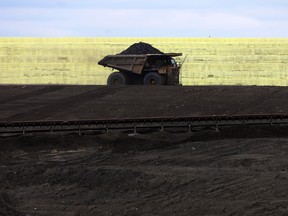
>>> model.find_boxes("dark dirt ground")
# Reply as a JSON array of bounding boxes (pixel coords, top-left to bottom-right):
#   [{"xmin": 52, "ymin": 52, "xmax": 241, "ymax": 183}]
[
  {"xmin": 1, "ymin": 85, "xmax": 288, "ymax": 216},
  {"xmin": 0, "ymin": 85, "xmax": 287, "ymax": 121}
]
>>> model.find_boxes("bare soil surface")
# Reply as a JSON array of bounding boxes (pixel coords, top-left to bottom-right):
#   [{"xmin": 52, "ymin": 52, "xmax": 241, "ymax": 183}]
[
  {"xmin": 1, "ymin": 85, "xmax": 288, "ymax": 216},
  {"xmin": 0, "ymin": 85, "xmax": 287, "ymax": 121}
]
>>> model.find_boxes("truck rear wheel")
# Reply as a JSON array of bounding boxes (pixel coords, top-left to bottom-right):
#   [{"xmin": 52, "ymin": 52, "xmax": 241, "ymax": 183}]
[
  {"xmin": 143, "ymin": 72, "xmax": 164, "ymax": 85},
  {"xmin": 107, "ymin": 72, "xmax": 128, "ymax": 85}
]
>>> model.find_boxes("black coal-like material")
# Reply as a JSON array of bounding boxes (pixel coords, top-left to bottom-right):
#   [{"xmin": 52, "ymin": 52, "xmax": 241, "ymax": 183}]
[{"xmin": 118, "ymin": 42, "xmax": 163, "ymax": 55}]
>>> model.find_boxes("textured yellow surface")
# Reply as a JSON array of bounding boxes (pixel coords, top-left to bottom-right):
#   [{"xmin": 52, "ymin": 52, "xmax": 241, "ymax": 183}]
[{"xmin": 1, "ymin": 38, "xmax": 288, "ymax": 85}]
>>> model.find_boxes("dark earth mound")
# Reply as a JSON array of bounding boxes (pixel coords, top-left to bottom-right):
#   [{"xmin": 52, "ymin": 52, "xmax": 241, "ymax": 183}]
[
  {"xmin": 0, "ymin": 85, "xmax": 287, "ymax": 122},
  {"xmin": 1, "ymin": 85, "xmax": 288, "ymax": 215},
  {"xmin": 118, "ymin": 42, "xmax": 164, "ymax": 55},
  {"xmin": 1, "ymin": 126, "xmax": 288, "ymax": 215}
]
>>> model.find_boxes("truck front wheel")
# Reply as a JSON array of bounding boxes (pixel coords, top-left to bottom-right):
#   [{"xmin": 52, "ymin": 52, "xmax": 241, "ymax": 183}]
[
  {"xmin": 107, "ymin": 72, "xmax": 128, "ymax": 85},
  {"xmin": 143, "ymin": 72, "xmax": 164, "ymax": 85}
]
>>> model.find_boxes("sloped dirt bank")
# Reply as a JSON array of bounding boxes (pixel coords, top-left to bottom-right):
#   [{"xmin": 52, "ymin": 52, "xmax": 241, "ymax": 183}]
[
  {"xmin": 0, "ymin": 85, "xmax": 288, "ymax": 121},
  {"xmin": 1, "ymin": 125, "xmax": 288, "ymax": 215}
]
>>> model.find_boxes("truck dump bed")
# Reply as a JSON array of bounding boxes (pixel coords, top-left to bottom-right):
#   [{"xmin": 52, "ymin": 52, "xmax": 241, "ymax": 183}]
[
  {"xmin": 98, "ymin": 54, "xmax": 148, "ymax": 74},
  {"xmin": 98, "ymin": 53, "xmax": 182, "ymax": 74}
]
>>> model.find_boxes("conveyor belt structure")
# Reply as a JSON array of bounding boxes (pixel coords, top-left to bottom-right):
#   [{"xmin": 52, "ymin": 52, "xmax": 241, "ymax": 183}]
[{"xmin": 1, "ymin": 114, "xmax": 288, "ymax": 135}]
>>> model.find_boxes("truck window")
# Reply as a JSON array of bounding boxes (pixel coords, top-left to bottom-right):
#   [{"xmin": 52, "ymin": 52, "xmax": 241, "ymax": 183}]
[{"xmin": 171, "ymin": 58, "xmax": 177, "ymax": 67}]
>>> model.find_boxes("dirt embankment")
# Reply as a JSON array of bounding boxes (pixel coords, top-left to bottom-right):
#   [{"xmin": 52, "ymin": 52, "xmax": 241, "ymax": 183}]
[
  {"xmin": 1, "ymin": 125, "xmax": 288, "ymax": 215},
  {"xmin": 0, "ymin": 85, "xmax": 287, "ymax": 122},
  {"xmin": 1, "ymin": 85, "xmax": 288, "ymax": 215}
]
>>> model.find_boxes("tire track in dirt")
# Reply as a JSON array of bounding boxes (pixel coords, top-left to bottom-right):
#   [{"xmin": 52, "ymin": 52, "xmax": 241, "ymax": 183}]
[
  {"xmin": 5, "ymin": 86, "xmax": 121, "ymax": 121},
  {"xmin": 0, "ymin": 86, "xmax": 65, "ymax": 105}
]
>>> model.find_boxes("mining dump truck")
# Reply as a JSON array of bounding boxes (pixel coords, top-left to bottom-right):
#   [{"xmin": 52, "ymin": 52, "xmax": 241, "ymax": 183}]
[{"xmin": 98, "ymin": 42, "xmax": 182, "ymax": 85}]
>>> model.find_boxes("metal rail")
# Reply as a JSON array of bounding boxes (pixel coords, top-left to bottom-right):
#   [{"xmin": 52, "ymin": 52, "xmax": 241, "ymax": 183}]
[{"xmin": 0, "ymin": 114, "xmax": 288, "ymax": 135}]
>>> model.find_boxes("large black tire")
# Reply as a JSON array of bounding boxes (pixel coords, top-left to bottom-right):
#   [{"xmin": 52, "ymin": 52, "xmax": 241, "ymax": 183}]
[
  {"xmin": 107, "ymin": 72, "xmax": 129, "ymax": 85},
  {"xmin": 143, "ymin": 72, "xmax": 164, "ymax": 85}
]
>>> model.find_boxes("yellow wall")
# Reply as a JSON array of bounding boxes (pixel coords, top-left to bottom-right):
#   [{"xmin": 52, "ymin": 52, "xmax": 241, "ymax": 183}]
[{"xmin": 1, "ymin": 38, "xmax": 288, "ymax": 86}]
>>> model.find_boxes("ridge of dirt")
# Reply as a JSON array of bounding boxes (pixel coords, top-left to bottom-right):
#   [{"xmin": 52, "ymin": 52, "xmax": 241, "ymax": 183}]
[
  {"xmin": 0, "ymin": 86, "xmax": 65, "ymax": 105},
  {"xmin": 0, "ymin": 85, "xmax": 288, "ymax": 121},
  {"xmin": 5, "ymin": 86, "xmax": 119, "ymax": 121}
]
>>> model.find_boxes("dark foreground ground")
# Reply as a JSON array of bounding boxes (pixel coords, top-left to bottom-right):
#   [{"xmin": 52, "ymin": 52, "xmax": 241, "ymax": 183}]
[
  {"xmin": 1, "ymin": 85, "xmax": 288, "ymax": 216},
  {"xmin": 0, "ymin": 85, "xmax": 287, "ymax": 121}
]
